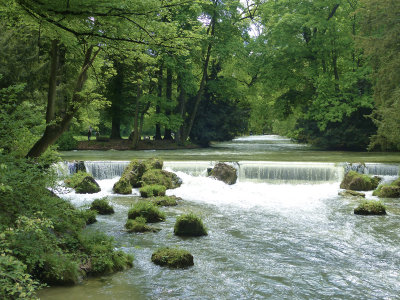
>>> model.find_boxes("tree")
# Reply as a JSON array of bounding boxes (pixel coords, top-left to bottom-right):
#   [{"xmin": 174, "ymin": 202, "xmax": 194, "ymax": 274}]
[{"xmin": 358, "ymin": 0, "xmax": 400, "ymax": 150}]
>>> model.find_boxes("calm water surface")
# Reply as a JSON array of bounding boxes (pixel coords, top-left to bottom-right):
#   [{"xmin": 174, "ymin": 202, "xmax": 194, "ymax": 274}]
[{"xmin": 39, "ymin": 136, "xmax": 400, "ymax": 299}]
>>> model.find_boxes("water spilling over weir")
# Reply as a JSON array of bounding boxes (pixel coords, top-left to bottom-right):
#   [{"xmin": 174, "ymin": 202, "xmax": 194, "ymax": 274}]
[{"xmin": 61, "ymin": 160, "xmax": 399, "ymax": 183}]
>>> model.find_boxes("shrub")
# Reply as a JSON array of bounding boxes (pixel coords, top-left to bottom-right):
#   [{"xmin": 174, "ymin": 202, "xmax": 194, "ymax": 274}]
[
  {"xmin": 90, "ymin": 198, "xmax": 114, "ymax": 215},
  {"xmin": 125, "ymin": 217, "xmax": 159, "ymax": 233},
  {"xmin": 174, "ymin": 213, "xmax": 207, "ymax": 237},
  {"xmin": 56, "ymin": 131, "xmax": 78, "ymax": 151},
  {"xmin": 151, "ymin": 247, "xmax": 194, "ymax": 268},
  {"xmin": 79, "ymin": 231, "xmax": 133, "ymax": 275},
  {"xmin": 0, "ymin": 255, "xmax": 42, "ymax": 299},
  {"xmin": 127, "ymin": 201, "xmax": 165, "ymax": 223},
  {"xmin": 139, "ymin": 184, "xmax": 166, "ymax": 198},
  {"xmin": 150, "ymin": 195, "xmax": 180, "ymax": 207},
  {"xmin": 354, "ymin": 200, "xmax": 387, "ymax": 215},
  {"xmin": 82, "ymin": 209, "xmax": 97, "ymax": 225}
]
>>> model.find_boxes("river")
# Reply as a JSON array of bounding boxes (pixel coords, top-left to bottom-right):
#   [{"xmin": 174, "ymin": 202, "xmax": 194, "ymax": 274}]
[{"xmin": 39, "ymin": 135, "xmax": 400, "ymax": 299}]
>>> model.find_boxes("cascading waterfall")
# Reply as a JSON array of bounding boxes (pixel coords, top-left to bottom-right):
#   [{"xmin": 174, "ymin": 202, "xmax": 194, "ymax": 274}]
[
  {"xmin": 344, "ymin": 162, "xmax": 399, "ymax": 176},
  {"xmin": 84, "ymin": 161, "xmax": 129, "ymax": 179}
]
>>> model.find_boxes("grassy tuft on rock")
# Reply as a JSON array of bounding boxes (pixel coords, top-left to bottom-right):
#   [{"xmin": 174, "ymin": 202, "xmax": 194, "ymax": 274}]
[
  {"xmin": 340, "ymin": 171, "xmax": 381, "ymax": 191},
  {"xmin": 151, "ymin": 247, "xmax": 194, "ymax": 268},
  {"xmin": 90, "ymin": 198, "xmax": 114, "ymax": 215},
  {"xmin": 373, "ymin": 178, "xmax": 400, "ymax": 198},
  {"xmin": 139, "ymin": 184, "xmax": 166, "ymax": 198},
  {"xmin": 354, "ymin": 200, "xmax": 387, "ymax": 215},
  {"xmin": 125, "ymin": 217, "xmax": 160, "ymax": 233},
  {"xmin": 174, "ymin": 213, "xmax": 207, "ymax": 237},
  {"xmin": 128, "ymin": 201, "xmax": 165, "ymax": 223},
  {"xmin": 150, "ymin": 195, "xmax": 180, "ymax": 206}
]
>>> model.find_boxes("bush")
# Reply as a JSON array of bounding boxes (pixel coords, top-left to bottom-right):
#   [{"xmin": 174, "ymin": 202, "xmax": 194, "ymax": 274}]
[
  {"xmin": 0, "ymin": 254, "xmax": 42, "ymax": 299},
  {"xmin": 79, "ymin": 231, "xmax": 133, "ymax": 275},
  {"xmin": 151, "ymin": 247, "xmax": 194, "ymax": 268},
  {"xmin": 90, "ymin": 198, "xmax": 114, "ymax": 215},
  {"xmin": 82, "ymin": 209, "xmax": 97, "ymax": 225},
  {"xmin": 139, "ymin": 184, "xmax": 166, "ymax": 198},
  {"xmin": 150, "ymin": 195, "xmax": 180, "ymax": 207},
  {"xmin": 354, "ymin": 200, "xmax": 387, "ymax": 215},
  {"xmin": 174, "ymin": 213, "xmax": 207, "ymax": 237},
  {"xmin": 125, "ymin": 217, "xmax": 160, "ymax": 233},
  {"xmin": 56, "ymin": 131, "xmax": 78, "ymax": 151},
  {"xmin": 127, "ymin": 201, "xmax": 165, "ymax": 223}
]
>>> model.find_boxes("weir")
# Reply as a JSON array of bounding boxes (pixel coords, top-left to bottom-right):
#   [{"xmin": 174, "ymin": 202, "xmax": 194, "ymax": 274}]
[{"xmin": 62, "ymin": 160, "xmax": 399, "ymax": 182}]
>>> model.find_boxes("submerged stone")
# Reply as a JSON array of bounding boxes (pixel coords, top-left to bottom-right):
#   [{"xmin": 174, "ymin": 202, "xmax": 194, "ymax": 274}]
[
  {"xmin": 338, "ymin": 190, "xmax": 365, "ymax": 198},
  {"xmin": 125, "ymin": 217, "xmax": 160, "ymax": 233},
  {"xmin": 151, "ymin": 247, "xmax": 194, "ymax": 268},
  {"xmin": 141, "ymin": 169, "xmax": 182, "ymax": 189},
  {"xmin": 150, "ymin": 195, "xmax": 181, "ymax": 206}
]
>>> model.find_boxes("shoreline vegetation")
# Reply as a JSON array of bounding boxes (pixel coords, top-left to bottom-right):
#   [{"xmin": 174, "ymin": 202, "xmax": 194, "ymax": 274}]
[{"xmin": 76, "ymin": 138, "xmax": 200, "ymax": 151}]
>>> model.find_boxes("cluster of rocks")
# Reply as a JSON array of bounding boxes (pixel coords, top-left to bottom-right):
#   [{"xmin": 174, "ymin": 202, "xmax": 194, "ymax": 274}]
[{"xmin": 339, "ymin": 169, "xmax": 400, "ymax": 216}]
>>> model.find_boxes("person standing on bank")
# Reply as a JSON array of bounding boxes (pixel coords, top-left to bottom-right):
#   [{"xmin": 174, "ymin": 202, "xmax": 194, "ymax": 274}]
[{"xmin": 88, "ymin": 126, "xmax": 92, "ymax": 141}]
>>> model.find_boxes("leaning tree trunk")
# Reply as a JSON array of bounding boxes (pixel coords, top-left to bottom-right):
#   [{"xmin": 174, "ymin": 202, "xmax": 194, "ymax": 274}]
[
  {"xmin": 182, "ymin": 14, "xmax": 215, "ymax": 142},
  {"xmin": 46, "ymin": 39, "xmax": 59, "ymax": 124},
  {"xmin": 27, "ymin": 46, "xmax": 100, "ymax": 158}
]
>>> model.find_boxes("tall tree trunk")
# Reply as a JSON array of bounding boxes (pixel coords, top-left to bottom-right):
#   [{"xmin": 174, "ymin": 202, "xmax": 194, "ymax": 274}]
[
  {"xmin": 175, "ymin": 72, "xmax": 186, "ymax": 144},
  {"xmin": 132, "ymin": 81, "xmax": 141, "ymax": 148},
  {"xmin": 27, "ymin": 46, "xmax": 100, "ymax": 158},
  {"xmin": 110, "ymin": 61, "xmax": 123, "ymax": 139},
  {"xmin": 155, "ymin": 64, "xmax": 163, "ymax": 140},
  {"xmin": 164, "ymin": 67, "xmax": 173, "ymax": 140},
  {"xmin": 182, "ymin": 15, "xmax": 216, "ymax": 142},
  {"xmin": 45, "ymin": 39, "xmax": 59, "ymax": 124}
]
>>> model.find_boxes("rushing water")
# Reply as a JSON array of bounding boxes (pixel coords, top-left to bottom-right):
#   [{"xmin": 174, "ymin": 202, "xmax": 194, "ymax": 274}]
[{"xmin": 41, "ymin": 136, "xmax": 400, "ymax": 300}]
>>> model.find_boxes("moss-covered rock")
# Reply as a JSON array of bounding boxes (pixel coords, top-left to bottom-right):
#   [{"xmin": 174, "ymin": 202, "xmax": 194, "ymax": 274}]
[
  {"xmin": 141, "ymin": 169, "xmax": 182, "ymax": 189},
  {"xmin": 150, "ymin": 195, "xmax": 180, "ymax": 206},
  {"xmin": 128, "ymin": 201, "xmax": 166, "ymax": 223},
  {"xmin": 64, "ymin": 171, "xmax": 100, "ymax": 194},
  {"xmin": 90, "ymin": 198, "xmax": 114, "ymax": 215},
  {"xmin": 208, "ymin": 162, "xmax": 237, "ymax": 185},
  {"xmin": 151, "ymin": 247, "xmax": 194, "ymax": 268},
  {"xmin": 338, "ymin": 190, "xmax": 365, "ymax": 198},
  {"xmin": 373, "ymin": 178, "xmax": 400, "ymax": 198},
  {"xmin": 125, "ymin": 217, "xmax": 160, "ymax": 233},
  {"xmin": 174, "ymin": 213, "xmax": 207, "ymax": 237},
  {"xmin": 354, "ymin": 200, "xmax": 387, "ymax": 215},
  {"xmin": 112, "ymin": 158, "xmax": 165, "ymax": 194},
  {"xmin": 139, "ymin": 184, "xmax": 166, "ymax": 198},
  {"xmin": 113, "ymin": 177, "xmax": 132, "ymax": 194},
  {"xmin": 75, "ymin": 176, "xmax": 101, "ymax": 194},
  {"xmin": 340, "ymin": 171, "xmax": 381, "ymax": 191}
]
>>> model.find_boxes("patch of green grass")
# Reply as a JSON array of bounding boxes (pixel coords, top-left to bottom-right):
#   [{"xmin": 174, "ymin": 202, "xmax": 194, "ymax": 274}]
[
  {"xmin": 354, "ymin": 200, "xmax": 386, "ymax": 215},
  {"xmin": 139, "ymin": 184, "xmax": 166, "ymax": 198}
]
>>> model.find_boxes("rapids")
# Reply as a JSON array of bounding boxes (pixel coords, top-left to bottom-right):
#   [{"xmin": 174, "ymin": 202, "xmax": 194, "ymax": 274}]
[{"xmin": 41, "ymin": 136, "xmax": 400, "ymax": 300}]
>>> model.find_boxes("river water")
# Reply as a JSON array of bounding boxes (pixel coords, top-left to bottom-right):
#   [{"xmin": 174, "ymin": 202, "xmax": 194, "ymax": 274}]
[{"xmin": 40, "ymin": 136, "xmax": 400, "ymax": 299}]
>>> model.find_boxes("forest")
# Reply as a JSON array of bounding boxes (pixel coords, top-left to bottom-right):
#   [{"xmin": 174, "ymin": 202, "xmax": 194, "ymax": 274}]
[{"xmin": 0, "ymin": 0, "xmax": 399, "ymax": 298}]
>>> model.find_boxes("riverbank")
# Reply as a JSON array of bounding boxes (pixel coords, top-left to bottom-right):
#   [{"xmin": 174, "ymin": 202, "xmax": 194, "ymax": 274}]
[{"xmin": 77, "ymin": 139, "xmax": 200, "ymax": 151}]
